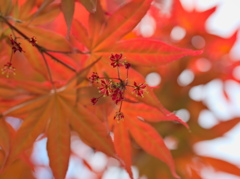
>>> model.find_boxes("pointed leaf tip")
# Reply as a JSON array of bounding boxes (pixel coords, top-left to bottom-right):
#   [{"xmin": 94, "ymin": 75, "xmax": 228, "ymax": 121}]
[
  {"xmin": 61, "ymin": 0, "xmax": 75, "ymax": 35},
  {"xmin": 78, "ymin": 0, "xmax": 97, "ymax": 13}
]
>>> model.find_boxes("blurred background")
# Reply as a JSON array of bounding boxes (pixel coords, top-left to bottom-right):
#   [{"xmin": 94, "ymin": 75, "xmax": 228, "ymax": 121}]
[{"xmin": 8, "ymin": 0, "xmax": 239, "ymax": 178}]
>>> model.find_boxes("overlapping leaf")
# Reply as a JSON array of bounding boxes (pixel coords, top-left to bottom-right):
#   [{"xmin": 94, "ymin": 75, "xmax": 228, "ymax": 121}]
[
  {"xmin": 114, "ymin": 121, "xmax": 133, "ymax": 179},
  {"xmin": 0, "ymin": 58, "xmax": 110, "ymax": 177},
  {"xmin": 110, "ymin": 39, "xmax": 203, "ymax": 66},
  {"xmin": 127, "ymin": 117, "xmax": 180, "ymax": 178},
  {"xmin": 121, "ymin": 102, "xmax": 188, "ymax": 128},
  {"xmin": 78, "ymin": 0, "xmax": 97, "ymax": 13},
  {"xmin": 92, "ymin": 0, "xmax": 152, "ymax": 51},
  {"xmin": 47, "ymin": 96, "xmax": 70, "ymax": 179},
  {"xmin": 73, "ymin": 0, "xmax": 202, "ymax": 66}
]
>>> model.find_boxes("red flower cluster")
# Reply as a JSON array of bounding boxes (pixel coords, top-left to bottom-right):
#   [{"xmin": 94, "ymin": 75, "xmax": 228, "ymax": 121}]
[
  {"xmin": 9, "ymin": 35, "xmax": 24, "ymax": 53},
  {"xmin": 90, "ymin": 79, "xmax": 125, "ymax": 105},
  {"xmin": 89, "ymin": 54, "xmax": 147, "ymax": 122},
  {"xmin": 2, "ymin": 35, "xmax": 39, "ymax": 78}
]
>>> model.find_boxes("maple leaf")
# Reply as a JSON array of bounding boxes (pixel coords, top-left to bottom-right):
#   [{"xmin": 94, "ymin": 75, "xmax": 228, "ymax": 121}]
[
  {"xmin": 171, "ymin": 0, "xmax": 217, "ymax": 33},
  {"xmin": 70, "ymin": 1, "xmax": 202, "ymax": 177},
  {"xmin": 73, "ymin": 0, "xmax": 202, "ymax": 61},
  {"xmin": 126, "ymin": 116, "xmax": 180, "ymax": 179},
  {"xmin": 114, "ymin": 120, "xmax": 133, "ymax": 179},
  {"xmin": 1, "ymin": 83, "xmax": 115, "ymax": 178},
  {"xmin": 193, "ymin": 117, "xmax": 240, "ymax": 141},
  {"xmin": 0, "ymin": 55, "xmax": 110, "ymax": 177},
  {"xmin": 199, "ymin": 156, "xmax": 240, "ymax": 176}
]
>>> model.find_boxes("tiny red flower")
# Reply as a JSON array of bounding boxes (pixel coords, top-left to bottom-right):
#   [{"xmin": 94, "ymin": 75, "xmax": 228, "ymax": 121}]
[
  {"xmin": 29, "ymin": 36, "xmax": 37, "ymax": 46},
  {"xmin": 98, "ymin": 80, "xmax": 112, "ymax": 96},
  {"xmin": 110, "ymin": 53, "xmax": 123, "ymax": 68},
  {"xmin": 9, "ymin": 35, "xmax": 15, "ymax": 45},
  {"xmin": 132, "ymin": 81, "xmax": 147, "ymax": 97},
  {"xmin": 111, "ymin": 88, "xmax": 124, "ymax": 104},
  {"xmin": 89, "ymin": 72, "xmax": 99, "ymax": 83},
  {"xmin": 91, "ymin": 97, "xmax": 98, "ymax": 105},
  {"xmin": 114, "ymin": 111, "xmax": 124, "ymax": 121},
  {"xmin": 124, "ymin": 61, "xmax": 131, "ymax": 69},
  {"xmin": 9, "ymin": 35, "xmax": 24, "ymax": 53},
  {"xmin": 1, "ymin": 62, "xmax": 16, "ymax": 78}
]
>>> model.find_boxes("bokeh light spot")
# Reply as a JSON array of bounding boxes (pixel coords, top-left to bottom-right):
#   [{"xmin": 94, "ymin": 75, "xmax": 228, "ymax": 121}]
[
  {"xmin": 177, "ymin": 69, "xmax": 194, "ymax": 86},
  {"xmin": 189, "ymin": 85, "xmax": 205, "ymax": 101},
  {"xmin": 164, "ymin": 136, "xmax": 178, "ymax": 150},
  {"xmin": 146, "ymin": 72, "xmax": 161, "ymax": 87},
  {"xmin": 232, "ymin": 66, "xmax": 240, "ymax": 80},
  {"xmin": 89, "ymin": 152, "xmax": 107, "ymax": 172},
  {"xmin": 139, "ymin": 14, "xmax": 156, "ymax": 37},
  {"xmin": 191, "ymin": 35, "xmax": 206, "ymax": 49},
  {"xmin": 198, "ymin": 110, "xmax": 218, "ymax": 129},
  {"xmin": 176, "ymin": 108, "xmax": 190, "ymax": 122},
  {"xmin": 196, "ymin": 58, "xmax": 212, "ymax": 72},
  {"xmin": 170, "ymin": 26, "xmax": 186, "ymax": 41}
]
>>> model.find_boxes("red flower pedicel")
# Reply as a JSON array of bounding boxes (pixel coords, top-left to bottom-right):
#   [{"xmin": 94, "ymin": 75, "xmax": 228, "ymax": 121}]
[{"xmin": 9, "ymin": 35, "xmax": 24, "ymax": 53}]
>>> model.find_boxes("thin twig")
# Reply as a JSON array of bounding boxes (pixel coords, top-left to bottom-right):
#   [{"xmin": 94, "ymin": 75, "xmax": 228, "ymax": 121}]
[{"xmin": 43, "ymin": 51, "xmax": 76, "ymax": 72}]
